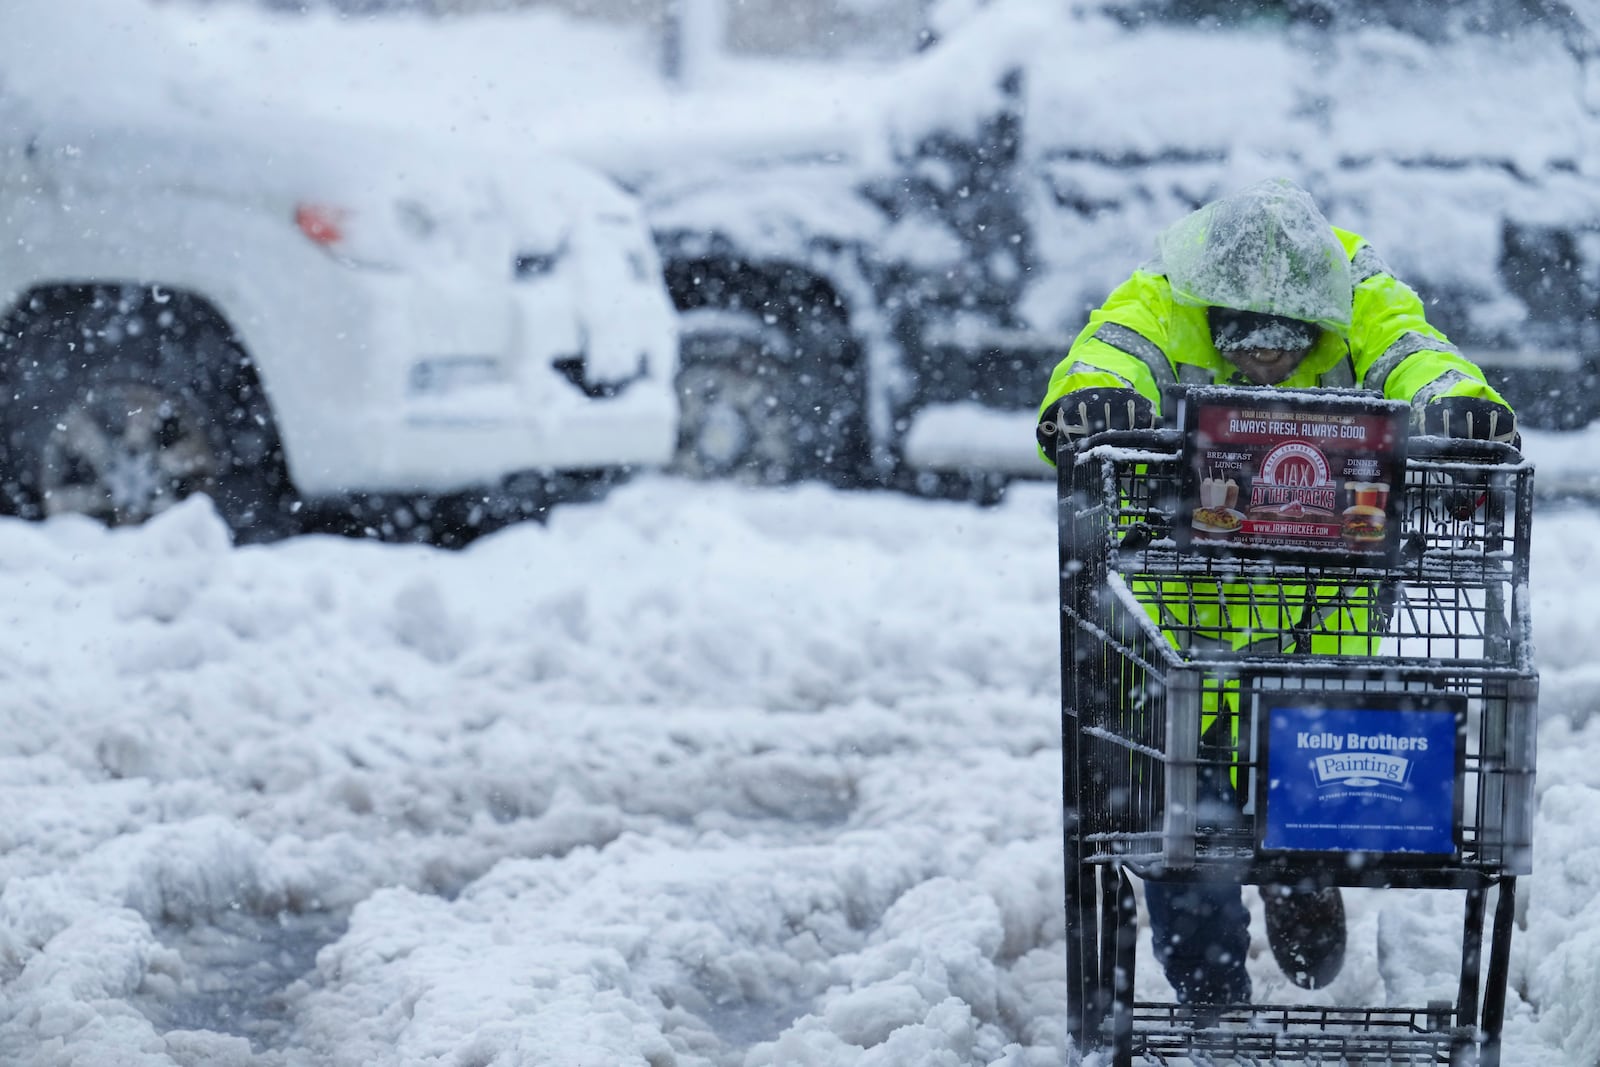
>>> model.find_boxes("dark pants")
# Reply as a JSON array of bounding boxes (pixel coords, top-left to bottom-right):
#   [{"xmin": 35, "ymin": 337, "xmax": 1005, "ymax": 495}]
[
  {"xmin": 1144, "ymin": 763, "xmax": 1251, "ymax": 1004},
  {"xmin": 1143, "ymin": 877, "xmax": 1252, "ymax": 1004}
]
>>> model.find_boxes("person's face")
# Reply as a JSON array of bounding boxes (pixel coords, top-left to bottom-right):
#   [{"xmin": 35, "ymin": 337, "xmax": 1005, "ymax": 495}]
[{"xmin": 1225, "ymin": 346, "xmax": 1311, "ymax": 385}]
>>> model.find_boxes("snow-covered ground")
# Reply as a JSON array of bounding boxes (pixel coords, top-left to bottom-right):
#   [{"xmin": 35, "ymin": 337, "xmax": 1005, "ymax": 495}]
[
  {"xmin": 6, "ymin": 3, "xmax": 1600, "ymax": 1063},
  {"xmin": 1, "ymin": 440, "xmax": 1599, "ymax": 1064}
]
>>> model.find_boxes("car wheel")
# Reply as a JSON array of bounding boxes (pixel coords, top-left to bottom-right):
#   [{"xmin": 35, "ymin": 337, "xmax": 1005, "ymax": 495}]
[
  {"xmin": 0, "ymin": 289, "xmax": 296, "ymax": 541},
  {"xmin": 38, "ymin": 380, "xmax": 220, "ymax": 525},
  {"xmin": 672, "ymin": 306, "xmax": 865, "ymax": 485}
]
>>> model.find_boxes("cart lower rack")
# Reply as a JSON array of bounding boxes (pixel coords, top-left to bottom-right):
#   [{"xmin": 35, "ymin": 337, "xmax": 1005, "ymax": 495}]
[{"xmin": 1133, "ymin": 1001, "xmax": 1472, "ymax": 1064}]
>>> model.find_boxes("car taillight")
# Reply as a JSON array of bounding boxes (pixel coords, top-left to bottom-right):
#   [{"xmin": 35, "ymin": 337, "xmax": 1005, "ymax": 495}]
[
  {"xmin": 295, "ymin": 203, "xmax": 346, "ymax": 246},
  {"xmin": 294, "ymin": 202, "xmax": 408, "ymax": 271}
]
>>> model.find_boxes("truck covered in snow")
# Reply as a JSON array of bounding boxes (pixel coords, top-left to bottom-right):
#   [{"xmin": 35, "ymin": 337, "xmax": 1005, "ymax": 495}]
[{"xmin": 562, "ymin": 0, "xmax": 1600, "ymax": 497}]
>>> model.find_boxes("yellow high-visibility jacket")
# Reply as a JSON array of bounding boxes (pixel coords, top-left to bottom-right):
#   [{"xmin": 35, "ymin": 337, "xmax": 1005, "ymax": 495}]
[
  {"xmin": 1040, "ymin": 221, "xmax": 1511, "ymax": 740},
  {"xmin": 1038, "ymin": 226, "xmax": 1508, "ymax": 437}
]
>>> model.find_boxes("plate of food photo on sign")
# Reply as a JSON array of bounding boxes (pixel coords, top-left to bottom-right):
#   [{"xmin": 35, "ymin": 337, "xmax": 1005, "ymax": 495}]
[{"xmin": 1191, "ymin": 475, "xmax": 1244, "ymax": 537}]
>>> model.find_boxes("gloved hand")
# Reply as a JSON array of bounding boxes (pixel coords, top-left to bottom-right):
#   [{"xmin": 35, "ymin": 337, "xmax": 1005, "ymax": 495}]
[
  {"xmin": 1416, "ymin": 396, "xmax": 1519, "ymax": 447},
  {"xmin": 1038, "ymin": 387, "xmax": 1157, "ymax": 455}
]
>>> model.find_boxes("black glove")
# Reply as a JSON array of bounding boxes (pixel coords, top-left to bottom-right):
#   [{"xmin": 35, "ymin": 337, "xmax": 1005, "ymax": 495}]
[
  {"xmin": 1038, "ymin": 387, "xmax": 1157, "ymax": 455},
  {"xmin": 1416, "ymin": 396, "xmax": 1519, "ymax": 447}
]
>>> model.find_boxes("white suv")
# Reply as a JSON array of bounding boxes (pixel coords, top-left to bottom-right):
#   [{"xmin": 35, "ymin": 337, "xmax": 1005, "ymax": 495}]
[{"xmin": 0, "ymin": 3, "xmax": 679, "ymax": 541}]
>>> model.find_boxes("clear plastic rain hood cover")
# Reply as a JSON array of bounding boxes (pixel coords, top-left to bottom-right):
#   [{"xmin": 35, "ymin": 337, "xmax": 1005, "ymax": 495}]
[{"xmin": 1153, "ymin": 177, "xmax": 1354, "ymax": 337}]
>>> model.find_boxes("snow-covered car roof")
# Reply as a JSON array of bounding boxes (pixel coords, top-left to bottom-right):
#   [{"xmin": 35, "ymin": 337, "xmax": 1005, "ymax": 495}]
[
  {"xmin": 875, "ymin": 0, "xmax": 1600, "ymax": 339},
  {"xmin": 0, "ymin": 0, "xmax": 649, "ymax": 234}
]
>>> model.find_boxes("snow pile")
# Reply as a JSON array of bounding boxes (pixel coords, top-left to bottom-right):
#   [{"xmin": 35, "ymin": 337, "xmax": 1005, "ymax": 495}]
[
  {"xmin": 0, "ymin": 484, "xmax": 1067, "ymax": 1065},
  {"xmin": 0, "ymin": 465, "xmax": 1594, "ymax": 1063}
]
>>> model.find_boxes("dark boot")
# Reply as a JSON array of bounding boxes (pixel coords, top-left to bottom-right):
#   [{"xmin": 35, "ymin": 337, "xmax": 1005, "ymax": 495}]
[{"xmin": 1261, "ymin": 883, "xmax": 1346, "ymax": 989}]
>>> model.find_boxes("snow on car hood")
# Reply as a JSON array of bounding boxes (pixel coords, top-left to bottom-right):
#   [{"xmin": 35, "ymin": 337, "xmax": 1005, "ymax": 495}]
[
  {"xmin": 16, "ymin": 102, "xmax": 562, "ymax": 280},
  {"xmin": 891, "ymin": 4, "xmax": 1305, "ymax": 164},
  {"xmin": 1321, "ymin": 19, "xmax": 1600, "ymax": 174},
  {"xmin": 998, "ymin": 2, "xmax": 1600, "ymax": 175}
]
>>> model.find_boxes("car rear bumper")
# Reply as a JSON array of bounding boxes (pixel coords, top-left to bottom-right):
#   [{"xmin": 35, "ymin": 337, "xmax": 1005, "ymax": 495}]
[
  {"xmin": 260, "ymin": 267, "xmax": 679, "ymax": 496},
  {"xmin": 289, "ymin": 381, "xmax": 676, "ymax": 496}
]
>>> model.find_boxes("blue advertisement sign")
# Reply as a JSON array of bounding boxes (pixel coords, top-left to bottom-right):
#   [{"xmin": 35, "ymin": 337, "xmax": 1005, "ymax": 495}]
[{"xmin": 1262, "ymin": 698, "xmax": 1462, "ymax": 855}]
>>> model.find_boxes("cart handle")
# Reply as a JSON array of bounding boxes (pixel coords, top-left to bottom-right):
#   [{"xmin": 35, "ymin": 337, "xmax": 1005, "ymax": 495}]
[
  {"xmin": 1066, "ymin": 427, "xmax": 1186, "ymax": 456},
  {"xmin": 1407, "ymin": 435, "xmax": 1526, "ymax": 466},
  {"xmin": 1067, "ymin": 428, "xmax": 1525, "ymax": 468}
]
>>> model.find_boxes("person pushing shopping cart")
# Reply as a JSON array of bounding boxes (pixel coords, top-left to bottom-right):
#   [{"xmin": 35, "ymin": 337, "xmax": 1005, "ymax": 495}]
[{"xmin": 1036, "ymin": 178, "xmax": 1521, "ymax": 1011}]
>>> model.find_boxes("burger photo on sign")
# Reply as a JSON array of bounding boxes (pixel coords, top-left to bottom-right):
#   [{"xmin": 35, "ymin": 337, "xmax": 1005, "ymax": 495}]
[
  {"xmin": 1341, "ymin": 504, "xmax": 1386, "ymax": 543},
  {"xmin": 1342, "ymin": 481, "xmax": 1391, "ymax": 547}
]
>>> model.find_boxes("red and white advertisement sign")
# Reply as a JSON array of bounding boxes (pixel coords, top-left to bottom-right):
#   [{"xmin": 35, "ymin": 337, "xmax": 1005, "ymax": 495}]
[{"xmin": 1176, "ymin": 389, "xmax": 1409, "ymax": 563}]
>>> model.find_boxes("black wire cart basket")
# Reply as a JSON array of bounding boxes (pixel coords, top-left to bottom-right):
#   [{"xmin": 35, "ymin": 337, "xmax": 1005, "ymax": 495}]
[{"xmin": 1057, "ymin": 386, "xmax": 1537, "ymax": 1066}]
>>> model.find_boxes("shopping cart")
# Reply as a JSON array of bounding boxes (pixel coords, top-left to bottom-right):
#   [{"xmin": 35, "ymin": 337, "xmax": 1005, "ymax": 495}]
[{"xmin": 1056, "ymin": 386, "xmax": 1537, "ymax": 1066}]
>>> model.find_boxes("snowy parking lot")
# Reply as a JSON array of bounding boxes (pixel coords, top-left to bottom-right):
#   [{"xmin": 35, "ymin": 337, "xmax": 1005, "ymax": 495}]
[
  {"xmin": 3, "ymin": 455, "xmax": 1600, "ymax": 1064},
  {"xmin": 7, "ymin": 4, "xmax": 1600, "ymax": 1060}
]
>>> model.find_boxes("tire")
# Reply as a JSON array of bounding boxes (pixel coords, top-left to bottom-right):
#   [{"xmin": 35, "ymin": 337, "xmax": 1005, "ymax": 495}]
[
  {"xmin": 671, "ymin": 305, "xmax": 866, "ymax": 485},
  {"xmin": 0, "ymin": 287, "xmax": 296, "ymax": 542}
]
